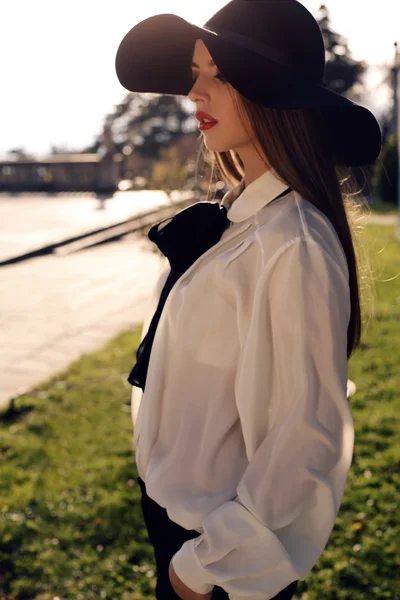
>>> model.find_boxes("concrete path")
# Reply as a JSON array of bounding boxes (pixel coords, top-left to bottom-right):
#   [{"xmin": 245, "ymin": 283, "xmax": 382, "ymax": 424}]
[
  {"xmin": 359, "ymin": 213, "xmax": 397, "ymax": 225},
  {"xmin": 0, "ymin": 190, "xmax": 174, "ymax": 263},
  {"xmin": 0, "ymin": 232, "xmax": 166, "ymax": 411}
]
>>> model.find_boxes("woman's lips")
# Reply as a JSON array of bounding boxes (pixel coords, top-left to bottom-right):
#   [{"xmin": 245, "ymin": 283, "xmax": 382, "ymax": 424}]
[
  {"xmin": 199, "ymin": 121, "xmax": 218, "ymax": 131},
  {"xmin": 195, "ymin": 111, "xmax": 218, "ymax": 122}
]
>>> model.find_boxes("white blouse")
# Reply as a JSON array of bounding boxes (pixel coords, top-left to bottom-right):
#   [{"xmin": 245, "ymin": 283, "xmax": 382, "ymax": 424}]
[{"xmin": 130, "ymin": 168, "xmax": 354, "ymax": 599}]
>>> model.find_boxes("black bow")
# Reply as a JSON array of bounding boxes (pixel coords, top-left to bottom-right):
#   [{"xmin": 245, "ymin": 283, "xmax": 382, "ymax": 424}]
[
  {"xmin": 128, "ymin": 201, "xmax": 230, "ymax": 390},
  {"xmin": 128, "ymin": 188, "xmax": 292, "ymax": 390}
]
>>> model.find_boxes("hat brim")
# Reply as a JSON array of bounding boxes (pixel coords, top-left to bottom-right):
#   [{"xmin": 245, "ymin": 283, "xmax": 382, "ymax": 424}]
[
  {"xmin": 115, "ymin": 14, "xmax": 201, "ymax": 96},
  {"xmin": 115, "ymin": 13, "xmax": 382, "ymax": 166}
]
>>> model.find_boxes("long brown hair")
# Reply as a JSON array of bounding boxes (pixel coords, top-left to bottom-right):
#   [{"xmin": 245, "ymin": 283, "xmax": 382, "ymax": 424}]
[{"xmin": 195, "ymin": 88, "xmax": 375, "ymax": 359}]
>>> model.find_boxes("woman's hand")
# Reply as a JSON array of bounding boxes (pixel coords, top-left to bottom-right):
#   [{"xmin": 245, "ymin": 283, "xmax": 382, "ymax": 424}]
[{"xmin": 169, "ymin": 559, "xmax": 213, "ymax": 600}]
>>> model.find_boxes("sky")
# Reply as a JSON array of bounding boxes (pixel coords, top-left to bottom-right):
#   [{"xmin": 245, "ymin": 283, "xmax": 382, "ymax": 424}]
[{"xmin": 1, "ymin": 0, "xmax": 399, "ymax": 159}]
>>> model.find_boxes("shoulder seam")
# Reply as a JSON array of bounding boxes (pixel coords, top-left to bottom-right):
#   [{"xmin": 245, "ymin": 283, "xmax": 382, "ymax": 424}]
[
  {"xmin": 263, "ymin": 234, "xmax": 349, "ymax": 284},
  {"xmin": 253, "ymin": 213, "xmax": 266, "ymax": 267},
  {"xmin": 263, "ymin": 235, "xmax": 306, "ymax": 272},
  {"xmin": 295, "ymin": 195, "xmax": 309, "ymax": 236}
]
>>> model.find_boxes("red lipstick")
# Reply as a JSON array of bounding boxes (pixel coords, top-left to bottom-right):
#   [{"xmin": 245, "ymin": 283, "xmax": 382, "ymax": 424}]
[{"xmin": 195, "ymin": 111, "xmax": 219, "ymax": 131}]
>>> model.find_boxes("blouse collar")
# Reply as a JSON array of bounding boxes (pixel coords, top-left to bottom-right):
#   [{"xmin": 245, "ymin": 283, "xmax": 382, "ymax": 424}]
[{"xmin": 221, "ymin": 168, "xmax": 290, "ymax": 223}]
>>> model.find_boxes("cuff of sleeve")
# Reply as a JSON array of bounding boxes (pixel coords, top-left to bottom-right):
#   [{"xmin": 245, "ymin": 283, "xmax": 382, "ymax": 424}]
[{"xmin": 171, "ymin": 537, "xmax": 215, "ymax": 595}]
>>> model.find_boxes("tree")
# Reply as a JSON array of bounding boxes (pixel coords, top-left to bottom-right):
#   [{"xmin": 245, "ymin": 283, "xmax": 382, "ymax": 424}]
[
  {"xmin": 150, "ymin": 145, "xmax": 191, "ymax": 192},
  {"xmin": 372, "ymin": 135, "xmax": 398, "ymax": 205},
  {"xmin": 91, "ymin": 94, "xmax": 194, "ymax": 161},
  {"xmin": 6, "ymin": 147, "xmax": 35, "ymax": 161},
  {"xmin": 49, "ymin": 144, "xmax": 74, "ymax": 155},
  {"xmin": 316, "ymin": 5, "xmax": 366, "ymax": 100}
]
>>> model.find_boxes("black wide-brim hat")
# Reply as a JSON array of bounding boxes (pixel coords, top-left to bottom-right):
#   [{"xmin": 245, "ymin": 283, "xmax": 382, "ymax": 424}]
[{"xmin": 115, "ymin": 0, "xmax": 382, "ymax": 167}]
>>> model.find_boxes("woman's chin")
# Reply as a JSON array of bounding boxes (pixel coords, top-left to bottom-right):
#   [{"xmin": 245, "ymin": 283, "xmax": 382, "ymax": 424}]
[{"xmin": 203, "ymin": 138, "xmax": 234, "ymax": 153}]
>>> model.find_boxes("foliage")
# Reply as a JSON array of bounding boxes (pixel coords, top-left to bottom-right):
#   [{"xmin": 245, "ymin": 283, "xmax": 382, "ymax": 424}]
[
  {"xmin": 149, "ymin": 145, "xmax": 192, "ymax": 193},
  {"xmin": 0, "ymin": 224, "xmax": 399, "ymax": 599},
  {"xmin": 96, "ymin": 94, "xmax": 194, "ymax": 162},
  {"xmin": 372, "ymin": 135, "xmax": 399, "ymax": 205},
  {"xmin": 5, "ymin": 148, "xmax": 36, "ymax": 161},
  {"xmin": 363, "ymin": 202, "xmax": 397, "ymax": 215},
  {"xmin": 316, "ymin": 5, "xmax": 366, "ymax": 98}
]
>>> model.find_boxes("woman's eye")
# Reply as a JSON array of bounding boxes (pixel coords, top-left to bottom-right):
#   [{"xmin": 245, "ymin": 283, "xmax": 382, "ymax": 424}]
[
  {"xmin": 215, "ymin": 73, "xmax": 227, "ymax": 83},
  {"xmin": 191, "ymin": 72, "xmax": 227, "ymax": 83}
]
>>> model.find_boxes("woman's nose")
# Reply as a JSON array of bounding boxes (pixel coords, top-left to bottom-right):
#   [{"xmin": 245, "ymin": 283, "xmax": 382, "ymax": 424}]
[{"xmin": 188, "ymin": 77, "xmax": 210, "ymax": 103}]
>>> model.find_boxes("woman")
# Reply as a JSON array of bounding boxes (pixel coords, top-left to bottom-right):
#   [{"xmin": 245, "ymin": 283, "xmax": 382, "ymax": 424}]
[{"xmin": 115, "ymin": 1, "xmax": 381, "ymax": 599}]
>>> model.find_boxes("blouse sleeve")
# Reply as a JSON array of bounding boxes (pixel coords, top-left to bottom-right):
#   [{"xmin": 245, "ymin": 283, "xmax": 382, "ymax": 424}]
[{"xmin": 171, "ymin": 236, "xmax": 355, "ymax": 599}]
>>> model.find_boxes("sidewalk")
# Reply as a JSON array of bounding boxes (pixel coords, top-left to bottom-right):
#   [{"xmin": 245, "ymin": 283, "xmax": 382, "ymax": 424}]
[
  {"xmin": 0, "ymin": 231, "xmax": 166, "ymax": 412},
  {"xmin": 0, "ymin": 189, "xmax": 194, "ymax": 412},
  {"xmin": 359, "ymin": 213, "xmax": 397, "ymax": 225},
  {"xmin": 0, "ymin": 190, "xmax": 176, "ymax": 264}
]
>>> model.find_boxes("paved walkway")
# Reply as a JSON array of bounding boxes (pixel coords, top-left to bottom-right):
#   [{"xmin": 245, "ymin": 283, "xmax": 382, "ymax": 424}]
[
  {"xmin": 0, "ymin": 190, "xmax": 173, "ymax": 263},
  {"xmin": 0, "ymin": 232, "xmax": 166, "ymax": 411},
  {"xmin": 359, "ymin": 213, "xmax": 397, "ymax": 225}
]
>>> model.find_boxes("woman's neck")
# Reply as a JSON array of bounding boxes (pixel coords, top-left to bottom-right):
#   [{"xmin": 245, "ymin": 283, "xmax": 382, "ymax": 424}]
[{"xmin": 235, "ymin": 141, "xmax": 271, "ymax": 188}]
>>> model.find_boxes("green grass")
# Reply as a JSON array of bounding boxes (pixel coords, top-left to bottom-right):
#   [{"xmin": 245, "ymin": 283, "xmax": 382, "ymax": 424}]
[
  {"xmin": 0, "ymin": 331, "xmax": 156, "ymax": 600},
  {"xmin": 366, "ymin": 202, "xmax": 397, "ymax": 216},
  {"xmin": 0, "ymin": 225, "xmax": 399, "ymax": 600}
]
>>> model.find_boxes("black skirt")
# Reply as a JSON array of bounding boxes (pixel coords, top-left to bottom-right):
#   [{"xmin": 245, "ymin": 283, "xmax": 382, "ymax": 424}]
[{"xmin": 136, "ymin": 476, "xmax": 299, "ymax": 600}]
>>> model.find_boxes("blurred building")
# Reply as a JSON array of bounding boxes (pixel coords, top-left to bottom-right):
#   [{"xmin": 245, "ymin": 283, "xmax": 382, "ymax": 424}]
[
  {"xmin": 0, "ymin": 153, "xmax": 120, "ymax": 193},
  {"xmin": 0, "ymin": 120, "xmax": 120, "ymax": 193}
]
